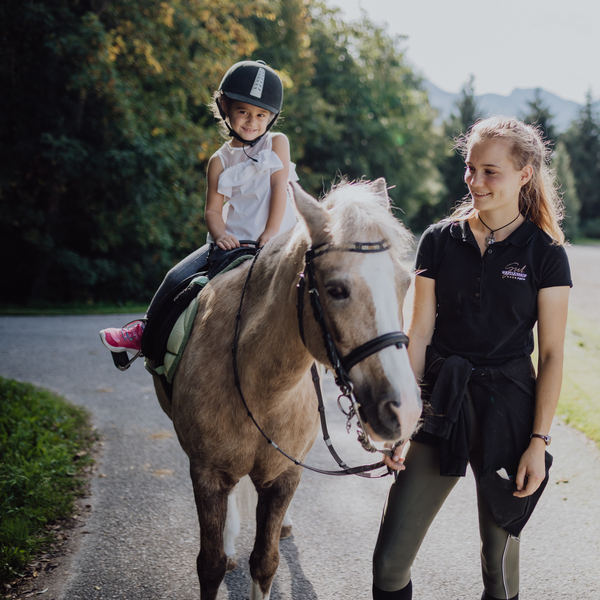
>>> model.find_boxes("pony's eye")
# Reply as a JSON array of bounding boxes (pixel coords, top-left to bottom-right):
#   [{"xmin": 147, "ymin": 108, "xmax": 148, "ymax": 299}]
[{"xmin": 326, "ymin": 284, "xmax": 350, "ymax": 300}]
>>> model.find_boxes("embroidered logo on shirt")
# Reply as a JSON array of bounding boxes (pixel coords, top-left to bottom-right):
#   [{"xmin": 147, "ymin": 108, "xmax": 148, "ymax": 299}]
[
  {"xmin": 502, "ymin": 262, "xmax": 527, "ymax": 281},
  {"xmin": 250, "ymin": 68, "xmax": 266, "ymax": 99}
]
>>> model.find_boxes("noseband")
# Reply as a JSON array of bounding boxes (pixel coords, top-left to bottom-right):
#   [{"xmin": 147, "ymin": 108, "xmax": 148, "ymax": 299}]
[{"xmin": 296, "ymin": 240, "xmax": 409, "ymax": 453}]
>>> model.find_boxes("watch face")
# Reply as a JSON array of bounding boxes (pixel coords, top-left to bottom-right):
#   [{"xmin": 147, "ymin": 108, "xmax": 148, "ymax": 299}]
[{"xmin": 532, "ymin": 433, "xmax": 551, "ymax": 446}]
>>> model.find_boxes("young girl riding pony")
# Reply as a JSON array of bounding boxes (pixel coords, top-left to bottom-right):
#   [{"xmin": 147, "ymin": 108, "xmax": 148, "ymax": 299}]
[{"xmin": 100, "ymin": 60, "xmax": 298, "ymax": 359}]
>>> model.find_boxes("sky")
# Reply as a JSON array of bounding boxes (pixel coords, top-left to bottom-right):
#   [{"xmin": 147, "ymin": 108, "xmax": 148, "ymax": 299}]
[{"xmin": 326, "ymin": 0, "xmax": 600, "ymax": 104}]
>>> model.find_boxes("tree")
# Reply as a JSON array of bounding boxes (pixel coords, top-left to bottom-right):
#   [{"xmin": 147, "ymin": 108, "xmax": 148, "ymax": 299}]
[
  {"xmin": 521, "ymin": 88, "xmax": 557, "ymax": 149},
  {"xmin": 0, "ymin": 0, "xmax": 272, "ymax": 304},
  {"xmin": 279, "ymin": 4, "xmax": 444, "ymax": 223},
  {"xmin": 435, "ymin": 76, "xmax": 483, "ymax": 221},
  {"xmin": 563, "ymin": 92, "xmax": 600, "ymax": 237},
  {"xmin": 1, "ymin": 0, "xmax": 447, "ymax": 303},
  {"xmin": 553, "ymin": 141, "xmax": 581, "ymax": 241}
]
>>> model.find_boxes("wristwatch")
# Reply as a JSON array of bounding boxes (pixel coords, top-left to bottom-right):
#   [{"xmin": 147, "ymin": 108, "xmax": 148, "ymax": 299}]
[{"xmin": 530, "ymin": 433, "xmax": 551, "ymax": 446}]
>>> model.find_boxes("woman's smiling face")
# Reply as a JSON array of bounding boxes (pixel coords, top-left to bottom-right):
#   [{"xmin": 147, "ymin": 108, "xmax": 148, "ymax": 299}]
[{"xmin": 464, "ymin": 137, "xmax": 532, "ymax": 214}]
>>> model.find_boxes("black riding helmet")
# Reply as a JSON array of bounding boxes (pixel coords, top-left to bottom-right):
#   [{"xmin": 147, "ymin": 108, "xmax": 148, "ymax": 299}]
[{"xmin": 216, "ymin": 60, "xmax": 283, "ymax": 147}]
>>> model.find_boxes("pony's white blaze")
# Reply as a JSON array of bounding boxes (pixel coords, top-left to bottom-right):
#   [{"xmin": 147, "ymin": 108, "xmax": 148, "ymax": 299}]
[{"xmin": 360, "ymin": 253, "xmax": 421, "ymax": 438}]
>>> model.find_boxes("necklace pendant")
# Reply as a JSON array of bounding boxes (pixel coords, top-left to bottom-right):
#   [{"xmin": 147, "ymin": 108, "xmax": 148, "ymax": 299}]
[{"xmin": 485, "ymin": 234, "xmax": 495, "ymax": 247}]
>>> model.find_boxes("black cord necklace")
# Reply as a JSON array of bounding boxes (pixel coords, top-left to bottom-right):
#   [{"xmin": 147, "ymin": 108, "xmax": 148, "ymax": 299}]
[
  {"xmin": 478, "ymin": 213, "xmax": 521, "ymax": 247},
  {"xmin": 242, "ymin": 143, "xmax": 258, "ymax": 163}
]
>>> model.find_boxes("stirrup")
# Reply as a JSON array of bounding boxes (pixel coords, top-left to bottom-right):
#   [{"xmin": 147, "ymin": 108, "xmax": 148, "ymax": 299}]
[{"xmin": 111, "ymin": 349, "xmax": 143, "ymax": 371}]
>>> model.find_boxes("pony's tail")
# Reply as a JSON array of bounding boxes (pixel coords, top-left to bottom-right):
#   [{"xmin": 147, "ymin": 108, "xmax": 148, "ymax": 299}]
[
  {"xmin": 224, "ymin": 476, "xmax": 257, "ymax": 559},
  {"xmin": 234, "ymin": 475, "xmax": 258, "ymax": 521}
]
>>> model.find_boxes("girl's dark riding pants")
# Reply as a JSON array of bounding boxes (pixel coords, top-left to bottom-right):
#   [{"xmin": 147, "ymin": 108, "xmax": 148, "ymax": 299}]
[
  {"xmin": 372, "ymin": 394, "xmax": 520, "ymax": 600},
  {"xmin": 146, "ymin": 243, "xmax": 211, "ymax": 317}
]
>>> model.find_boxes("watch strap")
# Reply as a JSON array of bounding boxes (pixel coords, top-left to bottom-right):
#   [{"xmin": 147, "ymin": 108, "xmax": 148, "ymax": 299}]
[{"xmin": 530, "ymin": 433, "xmax": 551, "ymax": 446}]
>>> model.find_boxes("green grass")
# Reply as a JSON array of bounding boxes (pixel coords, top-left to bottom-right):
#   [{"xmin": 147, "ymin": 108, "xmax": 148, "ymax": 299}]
[
  {"xmin": 0, "ymin": 378, "xmax": 97, "ymax": 584},
  {"xmin": 570, "ymin": 237, "xmax": 600, "ymax": 246},
  {"xmin": 0, "ymin": 302, "xmax": 147, "ymax": 316},
  {"xmin": 558, "ymin": 312, "xmax": 600, "ymax": 445}
]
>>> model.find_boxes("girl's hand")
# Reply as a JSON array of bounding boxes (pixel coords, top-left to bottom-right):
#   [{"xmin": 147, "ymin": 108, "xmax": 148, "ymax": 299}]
[
  {"xmin": 513, "ymin": 438, "xmax": 547, "ymax": 498},
  {"xmin": 258, "ymin": 228, "xmax": 278, "ymax": 247},
  {"xmin": 381, "ymin": 440, "xmax": 409, "ymax": 472},
  {"xmin": 216, "ymin": 234, "xmax": 240, "ymax": 250}
]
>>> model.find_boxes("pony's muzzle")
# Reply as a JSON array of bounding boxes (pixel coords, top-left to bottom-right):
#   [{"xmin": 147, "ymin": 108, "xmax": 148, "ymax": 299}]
[
  {"xmin": 359, "ymin": 387, "xmax": 422, "ymax": 442},
  {"xmin": 384, "ymin": 396, "xmax": 422, "ymax": 442}
]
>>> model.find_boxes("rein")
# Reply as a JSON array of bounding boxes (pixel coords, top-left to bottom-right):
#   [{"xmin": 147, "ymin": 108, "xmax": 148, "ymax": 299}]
[{"xmin": 232, "ymin": 241, "xmax": 408, "ymax": 478}]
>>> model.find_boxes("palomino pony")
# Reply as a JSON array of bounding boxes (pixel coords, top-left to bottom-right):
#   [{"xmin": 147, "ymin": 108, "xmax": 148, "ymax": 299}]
[{"xmin": 151, "ymin": 179, "xmax": 422, "ymax": 600}]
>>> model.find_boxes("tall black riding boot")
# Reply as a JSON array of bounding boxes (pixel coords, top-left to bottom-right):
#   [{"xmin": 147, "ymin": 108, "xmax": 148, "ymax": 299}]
[{"xmin": 373, "ymin": 580, "xmax": 412, "ymax": 599}]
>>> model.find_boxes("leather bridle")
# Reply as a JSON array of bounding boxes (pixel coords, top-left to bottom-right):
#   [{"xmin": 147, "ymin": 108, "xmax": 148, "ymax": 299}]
[
  {"xmin": 296, "ymin": 240, "xmax": 409, "ymax": 454},
  {"xmin": 232, "ymin": 240, "xmax": 409, "ymax": 477}
]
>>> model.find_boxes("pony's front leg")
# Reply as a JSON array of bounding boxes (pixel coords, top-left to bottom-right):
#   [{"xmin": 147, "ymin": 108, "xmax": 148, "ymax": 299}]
[
  {"xmin": 190, "ymin": 465, "xmax": 233, "ymax": 600},
  {"xmin": 250, "ymin": 468, "xmax": 302, "ymax": 600}
]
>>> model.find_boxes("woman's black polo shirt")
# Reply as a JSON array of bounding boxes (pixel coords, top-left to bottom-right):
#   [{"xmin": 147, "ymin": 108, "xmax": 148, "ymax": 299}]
[{"xmin": 415, "ymin": 219, "xmax": 572, "ymax": 366}]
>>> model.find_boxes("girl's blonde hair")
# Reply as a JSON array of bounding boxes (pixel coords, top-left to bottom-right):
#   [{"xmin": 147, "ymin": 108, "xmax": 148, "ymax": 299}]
[
  {"xmin": 209, "ymin": 91, "xmax": 279, "ymax": 140},
  {"xmin": 450, "ymin": 116, "xmax": 565, "ymax": 244}
]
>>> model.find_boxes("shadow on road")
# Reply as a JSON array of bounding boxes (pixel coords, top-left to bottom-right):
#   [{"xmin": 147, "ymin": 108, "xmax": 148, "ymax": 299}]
[
  {"xmin": 277, "ymin": 536, "xmax": 318, "ymax": 600},
  {"xmin": 223, "ymin": 535, "xmax": 318, "ymax": 600}
]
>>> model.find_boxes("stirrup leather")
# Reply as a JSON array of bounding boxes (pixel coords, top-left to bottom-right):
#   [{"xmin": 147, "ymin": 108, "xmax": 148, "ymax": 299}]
[{"xmin": 111, "ymin": 349, "xmax": 143, "ymax": 371}]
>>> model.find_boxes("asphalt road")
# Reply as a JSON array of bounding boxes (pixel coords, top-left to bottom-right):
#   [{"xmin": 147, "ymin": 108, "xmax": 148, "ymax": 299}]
[{"xmin": 1, "ymin": 245, "xmax": 599, "ymax": 600}]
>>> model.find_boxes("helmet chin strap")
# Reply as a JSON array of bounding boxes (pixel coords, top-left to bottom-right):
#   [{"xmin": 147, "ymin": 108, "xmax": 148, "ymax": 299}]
[{"xmin": 216, "ymin": 98, "xmax": 278, "ymax": 162}]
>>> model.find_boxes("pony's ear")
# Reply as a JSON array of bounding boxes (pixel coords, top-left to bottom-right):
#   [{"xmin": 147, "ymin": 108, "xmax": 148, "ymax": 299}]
[
  {"xmin": 290, "ymin": 182, "xmax": 331, "ymax": 246},
  {"xmin": 370, "ymin": 178, "xmax": 390, "ymax": 207}
]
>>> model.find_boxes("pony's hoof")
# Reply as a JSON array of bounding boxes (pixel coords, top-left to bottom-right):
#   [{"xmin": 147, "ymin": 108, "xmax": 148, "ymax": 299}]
[
  {"xmin": 280, "ymin": 524, "xmax": 292, "ymax": 539},
  {"xmin": 226, "ymin": 557, "xmax": 238, "ymax": 572}
]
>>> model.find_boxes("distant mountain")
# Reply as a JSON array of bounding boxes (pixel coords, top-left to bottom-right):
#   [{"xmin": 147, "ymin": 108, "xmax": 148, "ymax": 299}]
[{"xmin": 423, "ymin": 81, "xmax": 587, "ymax": 133}]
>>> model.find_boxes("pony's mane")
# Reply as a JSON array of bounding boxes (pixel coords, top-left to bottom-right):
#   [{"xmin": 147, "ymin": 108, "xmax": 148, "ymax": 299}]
[{"xmin": 321, "ymin": 181, "xmax": 414, "ymax": 259}]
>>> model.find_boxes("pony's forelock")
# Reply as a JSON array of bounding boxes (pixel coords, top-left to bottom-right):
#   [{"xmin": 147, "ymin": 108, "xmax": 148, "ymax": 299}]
[{"xmin": 320, "ymin": 181, "xmax": 414, "ymax": 259}]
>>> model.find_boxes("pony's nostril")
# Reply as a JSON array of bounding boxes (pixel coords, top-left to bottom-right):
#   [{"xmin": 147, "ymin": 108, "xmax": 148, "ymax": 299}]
[{"xmin": 381, "ymin": 397, "xmax": 401, "ymax": 419}]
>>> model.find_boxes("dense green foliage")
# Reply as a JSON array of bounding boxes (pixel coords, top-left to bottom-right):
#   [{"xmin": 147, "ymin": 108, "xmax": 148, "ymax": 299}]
[
  {"xmin": 563, "ymin": 93, "xmax": 600, "ymax": 238},
  {"xmin": 0, "ymin": 0, "xmax": 443, "ymax": 305},
  {"xmin": 553, "ymin": 141, "xmax": 581, "ymax": 241},
  {"xmin": 0, "ymin": 0, "xmax": 272, "ymax": 305},
  {"xmin": 0, "ymin": 377, "xmax": 96, "ymax": 582},
  {"xmin": 1, "ymin": 0, "xmax": 599, "ymax": 306},
  {"xmin": 522, "ymin": 88, "xmax": 558, "ymax": 148},
  {"xmin": 435, "ymin": 76, "xmax": 483, "ymax": 224},
  {"xmin": 286, "ymin": 8, "xmax": 443, "ymax": 220},
  {"xmin": 521, "ymin": 91, "xmax": 581, "ymax": 239}
]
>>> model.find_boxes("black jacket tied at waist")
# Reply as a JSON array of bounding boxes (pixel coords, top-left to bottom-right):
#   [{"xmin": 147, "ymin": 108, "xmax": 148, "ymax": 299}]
[
  {"xmin": 413, "ymin": 344, "xmax": 552, "ymax": 536},
  {"xmin": 421, "ymin": 354, "xmax": 472, "ymax": 475}
]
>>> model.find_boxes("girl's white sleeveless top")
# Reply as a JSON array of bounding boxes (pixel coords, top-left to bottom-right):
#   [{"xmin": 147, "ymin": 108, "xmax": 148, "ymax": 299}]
[{"xmin": 208, "ymin": 133, "xmax": 299, "ymax": 243}]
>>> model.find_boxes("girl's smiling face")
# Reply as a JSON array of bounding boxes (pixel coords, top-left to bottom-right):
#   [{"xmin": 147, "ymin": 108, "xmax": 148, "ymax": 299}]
[
  {"xmin": 464, "ymin": 137, "xmax": 532, "ymax": 215},
  {"xmin": 227, "ymin": 101, "xmax": 272, "ymax": 145}
]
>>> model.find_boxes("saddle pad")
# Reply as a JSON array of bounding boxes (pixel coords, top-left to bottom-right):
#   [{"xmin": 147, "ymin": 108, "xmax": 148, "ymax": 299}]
[{"xmin": 144, "ymin": 254, "xmax": 256, "ymax": 385}]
